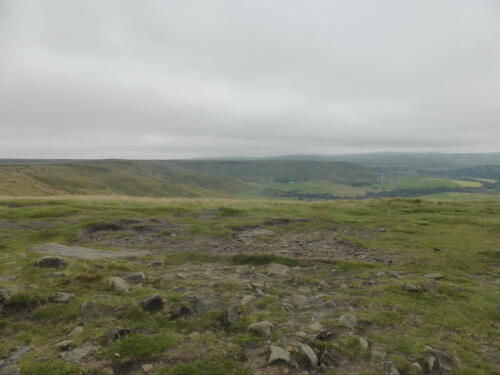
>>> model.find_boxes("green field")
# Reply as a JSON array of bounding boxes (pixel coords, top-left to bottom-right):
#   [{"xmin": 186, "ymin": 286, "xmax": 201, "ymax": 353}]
[{"xmin": 0, "ymin": 197, "xmax": 498, "ymax": 374}]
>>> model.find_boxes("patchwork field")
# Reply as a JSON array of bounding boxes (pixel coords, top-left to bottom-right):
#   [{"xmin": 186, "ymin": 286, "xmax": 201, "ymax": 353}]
[{"xmin": 0, "ymin": 197, "xmax": 499, "ymax": 375}]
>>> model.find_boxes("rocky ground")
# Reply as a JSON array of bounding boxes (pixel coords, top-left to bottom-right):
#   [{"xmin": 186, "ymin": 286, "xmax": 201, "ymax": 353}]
[{"xmin": 0, "ymin": 198, "xmax": 498, "ymax": 375}]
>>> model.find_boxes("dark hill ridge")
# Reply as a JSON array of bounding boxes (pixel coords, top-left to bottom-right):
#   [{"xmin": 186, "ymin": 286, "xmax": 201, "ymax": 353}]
[{"xmin": 0, "ymin": 159, "xmax": 376, "ymax": 197}]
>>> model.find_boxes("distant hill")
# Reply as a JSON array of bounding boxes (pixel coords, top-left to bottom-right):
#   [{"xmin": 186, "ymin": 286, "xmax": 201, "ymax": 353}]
[
  {"xmin": 268, "ymin": 153, "xmax": 500, "ymax": 170},
  {"xmin": 0, "ymin": 159, "xmax": 376, "ymax": 197}
]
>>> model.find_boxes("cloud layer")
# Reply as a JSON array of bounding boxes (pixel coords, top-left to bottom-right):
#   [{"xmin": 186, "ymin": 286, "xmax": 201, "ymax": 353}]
[{"xmin": 1, "ymin": 0, "xmax": 499, "ymax": 158}]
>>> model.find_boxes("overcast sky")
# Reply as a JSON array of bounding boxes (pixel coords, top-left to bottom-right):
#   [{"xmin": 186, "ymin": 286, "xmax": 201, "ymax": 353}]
[{"xmin": 1, "ymin": 0, "xmax": 499, "ymax": 159}]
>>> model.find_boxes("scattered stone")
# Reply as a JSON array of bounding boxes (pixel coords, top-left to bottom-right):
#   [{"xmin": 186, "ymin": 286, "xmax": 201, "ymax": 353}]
[
  {"xmin": 315, "ymin": 329, "xmax": 334, "ymax": 341},
  {"xmin": 371, "ymin": 343, "xmax": 386, "ymax": 362},
  {"xmin": 410, "ymin": 362, "xmax": 422, "ymax": 374},
  {"xmin": 268, "ymin": 345, "xmax": 295, "ymax": 367},
  {"xmin": 358, "ymin": 337, "xmax": 369, "ymax": 350},
  {"xmin": 102, "ymin": 328, "xmax": 131, "ymax": 344},
  {"xmin": 32, "ymin": 242, "xmax": 150, "ymax": 260},
  {"xmin": 241, "ymin": 295, "xmax": 256, "ymax": 306},
  {"xmin": 53, "ymin": 340, "xmax": 74, "ymax": 351},
  {"xmin": 125, "ymin": 271, "xmax": 146, "ymax": 284},
  {"xmin": 285, "ymin": 294, "xmax": 311, "ymax": 309},
  {"xmin": 402, "ymin": 283, "xmax": 423, "ymax": 293},
  {"xmin": 424, "ymin": 273, "xmax": 443, "ymax": 280},
  {"xmin": 308, "ymin": 322, "xmax": 323, "ymax": 332},
  {"xmin": 190, "ymin": 297, "xmax": 220, "ymax": 315},
  {"xmin": 81, "ymin": 301, "xmax": 114, "ymax": 321},
  {"xmin": 267, "ymin": 263, "xmax": 289, "ymax": 276},
  {"xmin": 426, "ymin": 354, "xmax": 436, "ymax": 372},
  {"xmin": 384, "ymin": 360, "xmax": 400, "ymax": 375},
  {"xmin": 386, "ymin": 271, "xmax": 402, "ymax": 279},
  {"xmin": 2, "ymin": 346, "xmax": 30, "ymax": 365},
  {"xmin": 142, "ymin": 364, "xmax": 154, "ymax": 372},
  {"xmin": 220, "ymin": 306, "xmax": 241, "ymax": 328},
  {"xmin": 107, "ymin": 277, "xmax": 130, "ymax": 293},
  {"xmin": 426, "ymin": 346, "xmax": 455, "ymax": 372},
  {"xmin": 60, "ymin": 343, "xmax": 95, "ymax": 362},
  {"xmin": 35, "ymin": 256, "xmax": 68, "ymax": 269},
  {"xmin": 169, "ymin": 303, "xmax": 192, "ymax": 320},
  {"xmin": 50, "ymin": 292, "xmax": 75, "ymax": 303},
  {"xmin": 68, "ymin": 326, "xmax": 84, "ymax": 336},
  {"xmin": 300, "ymin": 345, "xmax": 318, "ymax": 367},
  {"xmin": 248, "ymin": 321, "xmax": 273, "ymax": 338},
  {"xmin": 140, "ymin": 294, "xmax": 164, "ymax": 313},
  {"xmin": 338, "ymin": 313, "xmax": 357, "ymax": 329}
]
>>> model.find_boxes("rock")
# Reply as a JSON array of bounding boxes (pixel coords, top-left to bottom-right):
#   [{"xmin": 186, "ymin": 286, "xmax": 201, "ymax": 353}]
[
  {"xmin": 371, "ymin": 343, "xmax": 386, "ymax": 362},
  {"xmin": 32, "ymin": 242, "xmax": 150, "ymax": 260},
  {"xmin": 169, "ymin": 303, "xmax": 192, "ymax": 320},
  {"xmin": 358, "ymin": 337, "xmax": 369, "ymax": 350},
  {"xmin": 424, "ymin": 273, "xmax": 443, "ymax": 280},
  {"xmin": 387, "ymin": 271, "xmax": 402, "ymax": 279},
  {"xmin": 53, "ymin": 340, "xmax": 74, "ymax": 351},
  {"xmin": 248, "ymin": 321, "xmax": 273, "ymax": 338},
  {"xmin": 149, "ymin": 260, "xmax": 165, "ymax": 267},
  {"xmin": 125, "ymin": 271, "xmax": 146, "ymax": 284},
  {"xmin": 35, "ymin": 256, "xmax": 68, "ymax": 269},
  {"xmin": 338, "ymin": 313, "xmax": 357, "ymax": 329},
  {"xmin": 402, "ymin": 283, "xmax": 423, "ymax": 293},
  {"xmin": 68, "ymin": 326, "xmax": 84, "ymax": 336},
  {"xmin": 300, "ymin": 345, "xmax": 318, "ymax": 367},
  {"xmin": 2, "ymin": 346, "xmax": 30, "ymax": 365},
  {"xmin": 50, "ymin": 292, "xmax": 75, "ymax": 303},
  {"xmin": 102, "ymin": 328, "xmax": 131, "ymax": 344},
  {"xmin": 60, "ymin": 343, "xmax": 95, "ymax": 362},
  {"xmin": 267, "ymin": 263, "xmax": 289, "ymax": 276},
  {"xmin": 384, "ymin": 360, "xmax": 400, "ymax": 375},
  {"xmin": 315, "ymin": 329, "xmax": 334, "ymax": 341},
  {"xmin": 107, "ymin": 277, "xmax": 130, "ymax": 293},
  {"xmin": 308, "ymin": 322, "xmax": 323, "ymax": 332},
  {"xmin": 268, "ymin": 345, "xmax": 294, "ymax": 367},
  {"xmin": 190, "ymin": 297, "xmax": 220, "ymax": 315},
  {"xmin": 241, "ymin": 295, "xmax": 256, "ymax": 306},
  {"xmin": 426, "ymin": 354, "xmax": 436, "ymax": 372},
  {"xmin": 0, "ymin": 288, "xmax": 10, "ymax": 304},
  {"xmin": 220, "ymin": 306, "xmax": 241, "ymax": 328},
  {"xmin": 409, "ymin": 362, "xmax": 422, "ymax": 374},
  {"xmin": 286, "ymin": 294, "xmax": 311, "ymax": 309},
  {"xmin": 81, "ymin": 301, "xmax": 114, "ymax": 321},
  {"xmin": 426, "ymin": 346, "xmax": 455, "ymax": 372},
  {"xmin": 319, "ymin": 351, "xmax": 338, "ymax": 367},
  {"xmin": 140, "ymin": 294, "xmax": 164, "ymax": 313}
]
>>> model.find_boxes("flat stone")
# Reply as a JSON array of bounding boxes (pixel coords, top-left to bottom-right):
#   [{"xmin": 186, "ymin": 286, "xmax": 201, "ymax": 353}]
[
  {"xmin": 300, "ymin": 344, "xmax": 318, "ymax": 367},
  {"xmin": 359, "ymin": 337, "xmax": 369, "ymax": 350},
  {"xmin": 248, "ymin": 321, "xmax": 273, "ymax": 338},
  {"xmin": 50, "ymin": 292, "xmax": 75, "ymax": 303},
  {"xmin": 108, "ymin": 277, "xmax": 130, "ymax": 293},
  {"xmin": 268, "ymin": 345, "xmax": 293, "ymax": 366},
  {"xmin": 35, "ymin": 256, "xmax": 68, "ymax": 268},
  {"xmin": 3, "ymin": 346, "xmax": 30, "ymax": 365},
  {"xmin": 32, "ymin": 242, "xmax": 150, "ymax": 260},
  {"xmin": 60, "ymin": 343, "xmax": 95, "ymax": 362},
  {"xmin": 53, "ymin": 340, "xmax": 74, "ymax": 351},
  {"xmin": 267, "ymin": 263, "xmax": 289, "ymax": 276},
  {"xmin": 81, "ymin": 301, "xmax": 114, "ymax": 321},
  {"xmin": 338, "ymin": 313, "xmax": 357, "ymax": 329},
  {"xmin": 241, "ymin": 295, "xmax": 256, "ymax": 306},
  {"xmin": 140, "ymin": 294, "xmax": 164, "ymax": 313}
]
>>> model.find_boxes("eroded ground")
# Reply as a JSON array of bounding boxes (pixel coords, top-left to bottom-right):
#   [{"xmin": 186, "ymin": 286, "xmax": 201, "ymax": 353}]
[{"xmin": 0, "ymin": 198, "xmax": 499, "ymax": 375}]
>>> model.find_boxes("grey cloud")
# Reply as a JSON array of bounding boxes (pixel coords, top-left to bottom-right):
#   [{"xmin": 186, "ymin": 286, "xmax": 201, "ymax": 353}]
[{"xmin": 0, "ymin": 0, "xmax": 499, "ymax": 158}]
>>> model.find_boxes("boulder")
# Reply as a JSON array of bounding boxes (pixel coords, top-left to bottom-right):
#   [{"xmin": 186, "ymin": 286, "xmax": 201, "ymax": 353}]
[
  {"xmin": 81, "ymin": 301, "xmax": 114, "ymax": 321},
  {"xmin": 50, "ymin": 292, "xmax": 75, "ymax": 303},
  {"xmin": 102, "ymin": 328, "xmax": 131, "ymax": 344},
  {"xmin": 268, "ymin": 345, "xmax": 294, "ymax": 366},
  {"xmin": 248, "ymin": 321, "xmax": 273, "ymax": 338},
  {"xmin": 267, "ymin": 263, "xmax": 289, "ymax": 276},
  {"xmin": 140, "ymin": 294, "xmax": 164, "ymax": 313},
  {"xmin": 300, "ymin": 344, "xmax": 318, "ymax": 367},
  {"xmin": 35, "ymin": 256, "xmax": 68, "ymax": 269},
  {"xmin": 107, "ymin": 277, "xmax": 130, "ymax": 293},
  {"xmin": 338, "ymin": 313, "xmax": 357, "ymax": 329},
  {"xmin": 426, "ymin": 346, "xmax": 455, "ymax": 372},
  {"xmin": 169, "ymin": 303, "xmax": 192, "ymax": 320}
]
